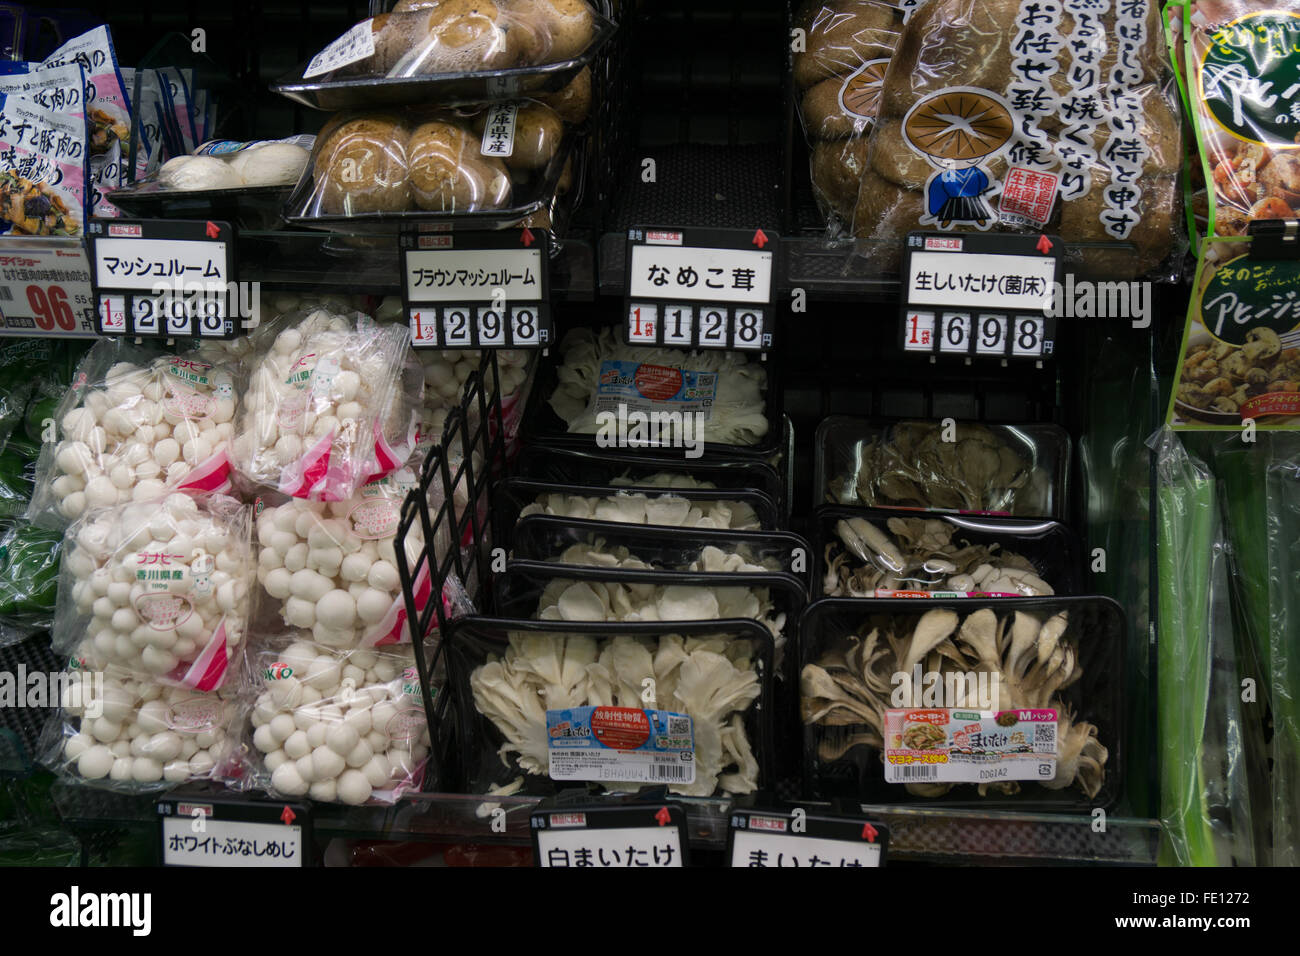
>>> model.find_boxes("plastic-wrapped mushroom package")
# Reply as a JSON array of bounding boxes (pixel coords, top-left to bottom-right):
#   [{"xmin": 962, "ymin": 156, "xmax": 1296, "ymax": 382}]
[
  {"xmin": 232, "ymin": 310, "xmax": 412, "ymax": 502},
  {"xmin": 241, "ymin": 638, "xmax": 429, "ymax": 805},
  {"xmin": 53, "ymin": 493, "xmax": 252, "ymax": 691},
  {"xmin": 852, "ymin": 0, "xmax": 1185, "ymax": 275},
  {"xmin": 153, "ymin": 137, "xmax": 313, "ymax": 192},
  {"xmin": 546, "ymin": 539, "xmax": 777, "ymax": 575},
  {"xmin": 794, "ymin": 0, "xmax": 904, "ymax": 233},
  {"xmin": 27, "ymin": 341, "xmax": 241, "ymax": 530},
  {"xmin": 520, "ymin": 488, "xmax": 762, "ymax": 530},
  {"xmin": 304, "ymin": 0, "xmax": 598, "ymax": 79},
  {"xmin": 547, "ymin": 328, "xmax": 770, "ymax": 447},
  {"xmin": 824, "ymin": 514, "xmax": 1056, "ymax": 597},
  {"xmin": 295, "ymin": 102, "xmax": 565, "ymax": 218},
  {"xmin": 467, "ymin": 630, "xmax": 764, "ymax": 797},
  {"xmin": 41, "ymin": 665, "xmax": 240, "ymax": 790},
  {"xmin": 255, "ymin": 468, "xmax": 435, "ymax": 650}
]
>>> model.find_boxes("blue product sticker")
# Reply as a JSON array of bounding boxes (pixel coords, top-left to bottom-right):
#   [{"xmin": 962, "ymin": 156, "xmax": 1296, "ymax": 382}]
[{"xmin": 546, "ymin": 705, "xmax": 695, "ymax": 785}]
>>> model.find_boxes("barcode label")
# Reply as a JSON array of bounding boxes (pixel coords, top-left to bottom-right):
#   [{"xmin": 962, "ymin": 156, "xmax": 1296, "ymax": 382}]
[
  {"xmin": 0, "ymin": 287, "xmax": 11, "ymax": 301},
  {"xmin": 648, "ymin": 762, "xmax": 690, "ymax": 781},
  {"xmin": 894, "ymin": 764, "xmax": 938, "ymax": 780}
]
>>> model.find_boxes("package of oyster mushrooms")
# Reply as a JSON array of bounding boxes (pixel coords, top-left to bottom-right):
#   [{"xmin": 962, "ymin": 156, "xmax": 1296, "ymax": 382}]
[
  {"xmin": 284, "ymin": 102, "xmax": 573, "ymax": 228},
  {"xmin": 793, "ymin": 0, "xmax": 904, "ymax": 234},
  {"xmin": 274, "ymin": 0, "xmax": 608, "ymax": 109},
  {"xmin": 52, "ymin": 493, "xmax": 253, "ymax": 691},
  {"xmin": 533, "ymin": 327, "xmax": 776, "ymax": 456},
  {"xmin": 27, "ymin": 340, "xmax": 241, "ymax": 531},
  {"xmin": 816, "ymin": 417, "xmax": 1071, "ymax": 520},
  {"xmin": 495, "ymin": 476, "xmax": 781, "ymax": 542},
  {"xmin": 444, "ymin": 616, "xmax": 774, "ymax": 797},
  {"xmin": 39, "ymin": 664, "xmax": 241, "ymax": 793},
  {"xmin": 816, "ymin": 506, "xmax": 1082, "ymax": 598},
  {"xmin": 852, "ymin": 0, "xmax": 1186, "ymax": 277},
  {"xmin": 493, "ymin": 560, "xmax": 804, "ymax": 682},
  {"xmin": 511, "ymin": 515, "xmax": 812, "ymax": 589},
  {"xmin": 799, "ymin": 597, "xmax": 1125, "ymax": 808},
  {"xmin": 232, "ymin": 309, "xmax": 412, "ymax": 502},
  {"xmin": 234, "ymin": 637, "xmax": 430, "ymax": 805}
]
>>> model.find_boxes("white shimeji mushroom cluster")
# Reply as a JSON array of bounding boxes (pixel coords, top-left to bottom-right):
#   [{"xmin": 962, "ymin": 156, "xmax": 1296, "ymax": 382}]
[
  {"xmin": 247, "ymin": 640, "xmax": 430, "ymax": 805},
  {"xmin": 33, "ymin": 350, "xmax": 238, "ymax": 525},
  {"xmin": 56, "ymin": 494, "xmax": 251, "ymax": 683},
  {"xmin": 56, "ymin": 668, "xmax": 238, "ymax": 786}
]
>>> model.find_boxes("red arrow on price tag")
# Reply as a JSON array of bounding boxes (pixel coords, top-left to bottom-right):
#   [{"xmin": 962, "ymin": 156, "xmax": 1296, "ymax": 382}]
[
  {"xmin": 862, "ymin": 822, "xmax": 878, "ymax": 843},
  {"xmin": 654, "ymin": 807, "xmax": 672, "ymax": 827},
  {"xmin": 206, "ymin": 221, "xmax": 221, "ymax": 239},
  {"xmin": 1036, "ymin": 234, "xmax": 1053, "ymax": 254},
  {"xmin": 521, "ymin": 227, "xmax": 535, "ymax": 247},
  {"xmin": 751, "ymin": 229, "xmax": 769, "ymax": 249},
  {"xmin": 280, "ymin": 806, "xmax": 297, "ymax": 826}
]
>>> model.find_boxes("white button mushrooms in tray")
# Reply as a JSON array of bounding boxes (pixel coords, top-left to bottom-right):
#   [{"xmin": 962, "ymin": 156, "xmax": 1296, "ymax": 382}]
[{"xmin": 445, "ymin": 618, "xmax": 775, "ymax": 799}]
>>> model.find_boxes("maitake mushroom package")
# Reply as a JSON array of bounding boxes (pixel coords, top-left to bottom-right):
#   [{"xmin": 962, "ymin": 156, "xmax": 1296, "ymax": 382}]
[
  {"xmin": 450, "ymin": 622, "xmax": 773, "ymax": 798},
  {"xmin": 849, "ymin": 0, "xmax": 1185, "ymax": 274}
]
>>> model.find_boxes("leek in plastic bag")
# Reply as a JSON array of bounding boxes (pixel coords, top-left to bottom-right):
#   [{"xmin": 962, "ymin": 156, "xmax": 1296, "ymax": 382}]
[{"xmin": 1267, "ymin": 442, "xmax": 1300, "ymax": 865}]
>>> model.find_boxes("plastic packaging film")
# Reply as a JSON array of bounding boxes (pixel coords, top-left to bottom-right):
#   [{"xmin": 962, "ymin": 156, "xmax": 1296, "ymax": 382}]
[{"xmin": 1266, "ymin": 437, "xmax": 1300, "ymax": 865}]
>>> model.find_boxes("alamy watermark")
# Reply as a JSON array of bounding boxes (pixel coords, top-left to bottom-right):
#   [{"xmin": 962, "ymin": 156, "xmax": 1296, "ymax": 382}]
[
  {"xmin": 0, "ymin": 665, "xmax": 103, "ymax": 716},
  {"xmin": 1045, "ymin": 277, "xmax": 1152, "ymax": 328},
  {"xmin": 594, "ymin": 403, "xmax": 706, "ymax": 459},
  {"xmin": 890, "ymin": 666, "xmax": 1001, "ymax": 709}
]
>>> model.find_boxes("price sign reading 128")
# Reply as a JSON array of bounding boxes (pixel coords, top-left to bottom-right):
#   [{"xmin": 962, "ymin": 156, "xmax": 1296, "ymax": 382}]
[
  {"xmin": 625, "ymin": 226, "xmax": 777, "ymax": 352},
  {"xmin": 899, "ymin": 232, "xmax": 1062, "ymax": 360}
]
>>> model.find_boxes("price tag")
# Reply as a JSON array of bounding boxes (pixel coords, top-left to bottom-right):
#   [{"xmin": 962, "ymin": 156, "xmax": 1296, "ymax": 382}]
[
  {"xmin": 0, "ymin": 238, "xmax": 97, "ymax": 337},
  {"xmin": 87, "ymin": 219, "xmax": 241, "ymax": 338},
  {"xmin": 157, "ymin": 796, "xmax": 310, "ymax": 867},
  {"xmin": 530, "ymin": 803, "xmax": 688, "ymax": 868},
  {"xmin": 726, "ymin": 809, "xmax": 888, "ymax": 868},
  {"xmin": 625, "ymin": 226, "xmax": 777, "ymax": 351},
  {"xmin": 400, "ymin": 227, "xmax": 551, "ymax": 349},
  {"xmin": 899, "ymin": 232, "xmax": 1062, "ymax": 359}
]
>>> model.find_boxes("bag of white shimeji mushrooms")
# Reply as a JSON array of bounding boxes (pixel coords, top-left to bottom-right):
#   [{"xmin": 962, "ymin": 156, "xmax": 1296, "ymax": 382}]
[
  {"xmin": 26, "ymin": 340, "xmax": 241, "ymax": 531},
  {"xmin": 39, "ymin": 664, "xmax": 242, "ymax": 792},
  {"xmin": 231, "ymin": 309, "xmax": 411, "ymax": 502},
  {"xmin": 235, "ymin": 637, "xmax": 430, "ymax": 805},
  {"xmin": 52, "ymin": 493, "xmax": 253, "ymax": 691}
]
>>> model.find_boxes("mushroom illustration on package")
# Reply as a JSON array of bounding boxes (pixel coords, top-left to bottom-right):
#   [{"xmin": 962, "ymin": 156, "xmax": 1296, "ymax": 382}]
[{"xmin": 903, "ymin": 88, "xmax": 1015, "ymax": 230}]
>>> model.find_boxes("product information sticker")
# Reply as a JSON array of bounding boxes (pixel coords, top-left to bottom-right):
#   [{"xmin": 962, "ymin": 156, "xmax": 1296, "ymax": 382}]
[
  {"xmin": 593, "ymin": 360, "xmax": 718, "ymax": 422},
  {"xmin": 882, "ymin": 707, "xmax": 1058, "ymax": 786},
  {"xmin": 1168, "ymin": 236, "xmax": 1300, "ymax": 430},
  {"xmin": 547, "ymin": 705, "xmax": 695, "ymax": 785}
]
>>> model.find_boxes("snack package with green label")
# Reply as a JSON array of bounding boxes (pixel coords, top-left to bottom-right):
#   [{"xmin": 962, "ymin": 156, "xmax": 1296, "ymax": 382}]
[
  {"xmin": 231, "ymin": 636, "xmax": 429, "ymax": 806},
  {"xmin": 1186, "ymin": 0, "xmax": 1300, "ymax": 237},
  {"xmin": 851, "ymin": 0, "xmax": 1187, "ymax": 277},
  {"xmin": 0, "ymin": 522, "xmax": 62, "ymax": 646},
  {"xmin": 1168, "ymin": 236, "xmax": 1300, "ymax": 429}
]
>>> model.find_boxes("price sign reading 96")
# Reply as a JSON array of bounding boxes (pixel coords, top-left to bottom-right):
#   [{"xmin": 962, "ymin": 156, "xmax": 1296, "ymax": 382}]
[
  {"xmin": 400, "ymin": 228, "xmax": 551, "ymax": 349},
  {"xmin": 88, "ymin": 219, "xmax": 240, "ymax": 339},
  {"xmin": 625, "ymin": 226, "xmax": 777, "ymax": 352},
  {"xmin": 899, "ymin": 232, "xmax": 1062, "ymax": 360},
  {"xmin": 0, "ymin": 239, "xmax": 97, "ymax": 337}
]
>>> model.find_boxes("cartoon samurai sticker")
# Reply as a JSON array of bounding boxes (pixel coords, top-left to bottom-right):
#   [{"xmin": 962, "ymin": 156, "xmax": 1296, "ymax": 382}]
[{"xmin": 902, "ymin": 87, "xmax": 1015, "ymax": 230}]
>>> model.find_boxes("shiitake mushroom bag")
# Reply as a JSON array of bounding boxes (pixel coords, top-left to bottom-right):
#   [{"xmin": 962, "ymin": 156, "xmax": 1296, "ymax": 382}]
[{"xmin": 851, "ymin": 0, "xmax": 1188, "ymax": 276}]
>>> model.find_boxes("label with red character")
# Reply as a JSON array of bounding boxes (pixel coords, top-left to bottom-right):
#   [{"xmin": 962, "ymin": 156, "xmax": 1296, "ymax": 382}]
[{"xmin": 547, "ymin": 705, "xmax": 696, "ymax": 785}]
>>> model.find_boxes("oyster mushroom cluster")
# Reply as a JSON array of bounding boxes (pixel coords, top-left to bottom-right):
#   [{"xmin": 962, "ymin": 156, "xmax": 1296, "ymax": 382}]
[
  {"xmin": 801, "ymin": 607, "xmax": 1107, "ymax": 799},
  {"xmin": 520, "ymin": 489, "xmax": 761, "ymax": 529},
  {"xmin": 832, "ymin": 422, "xmax": 1052, "ymax": 516},
  {"xmin": 1177, "ymin": 330, "xmax": 1299, "ymax": 416},
  {"xmin": 469, "ymin": 632, "xmax": 762, "ymax": 796},
  {"xmin": 548, "ymin": 538, "xmax": 779, "ymax": 575},
  {"xmin": 824, "ymin": 516, "xmax": 1052, "ymax": 597}
]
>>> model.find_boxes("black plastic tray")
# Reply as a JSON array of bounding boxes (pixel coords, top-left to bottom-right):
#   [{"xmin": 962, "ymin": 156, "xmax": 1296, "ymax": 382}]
[
  {"xmin": 522, "ymin": 337, "xmax": 784, "ymax": 460},
  {"xmin": 106, "ymin": 183, "xmax": 292, "ymax": 230},
  {"xmin": 282, "ymin": 126, "xmax": 575, "ymax": 233},
  {"xmin": 443, "ymin": 615, "xmax": 775, "ymax": 797},
  {"xmin": 272, "ymin": 13, "xmax": 618, "ymax": 111},
  {"xmin": 813, "ymin": 505, "xmax": 1083, "ymax": 599},
  {"xmin": 492, "ymin": 476, "xmax": 783, "ymax": 546},
  {"xmin": 814, "ymin": 415, "xmax": 1072, "ymax": 521},
  {"xmin": 798, "ymin": 596, "xmax": 1125, "ymax": 811},
  {"xmin": 514, "ymin": 443, "xmax": 788, "ymax": 517},
  {"xmin": 511, "ymin": 515, "xmax": 813, "ymax": 592}
]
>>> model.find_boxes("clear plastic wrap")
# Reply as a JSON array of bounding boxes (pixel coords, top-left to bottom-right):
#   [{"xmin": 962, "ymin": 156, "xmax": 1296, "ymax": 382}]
[
  {"xmin": 26, "ymin": 341, "xmax": 241, "ymax": 531},
  {"xmin": 0, "ymin": 521, "xmax": 62, "ymax": 647},
  {"xmin": 236, "ymin": 637, "xmax": 429, "ymax": 805},
  {"xmin": 816, "ymin": 417, "xmax": 1070, "ymax": 519},
  {"xmin": 444, "ymin": 617, "xmax": 775, "ymax": 797},
  {"xmin": 852, "ymin": 0, "xmax": 1186, "ymax": 276},
  {"xmin": 1266, "ymin": 437, "xmax": 1300, "ymax": 865},
  {"xmin": 254, "ymin": 468, "xmax": 472, "ymax": 650},
  {"xmin": 793, "ymin": 0, "xmax": 904, "ymax": 233},
  {"xmin": 52, "ymin": 493, "xmax": 252, "ymax": 691},
  {"xmin": 502, "ymin": 477, "xmax": 774, "ymax": 532},
  {"xmin": 115, "ymin": 136, "xmax": 313, "ymax": 196},
  {"xmin": 286, "ymin": 102, "xmax": 567, "ymax": 222},
  {"xmin": 39, "ymin": 665, "xmax": 241, "ymax": 792},
  {"xmin": 816, "ymin": 506, "xmax": 1080, "ymax": 598},
  {"xmin": 232, "ymin": 309, "xmax": 411, "ymax": 501},
  {"xmin": 542, "ymin": 327, "xmax": 772, "ymax": 449}
]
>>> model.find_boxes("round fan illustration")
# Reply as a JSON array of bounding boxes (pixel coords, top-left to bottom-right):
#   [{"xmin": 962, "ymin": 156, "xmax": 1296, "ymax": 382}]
[
  {"xmin": 839, "ymin": 58, "xmax": 890, "ymax": 122},
  {"xmin": 902, "ymin": 87, "xmax": 1016, "ymax": 230}
]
